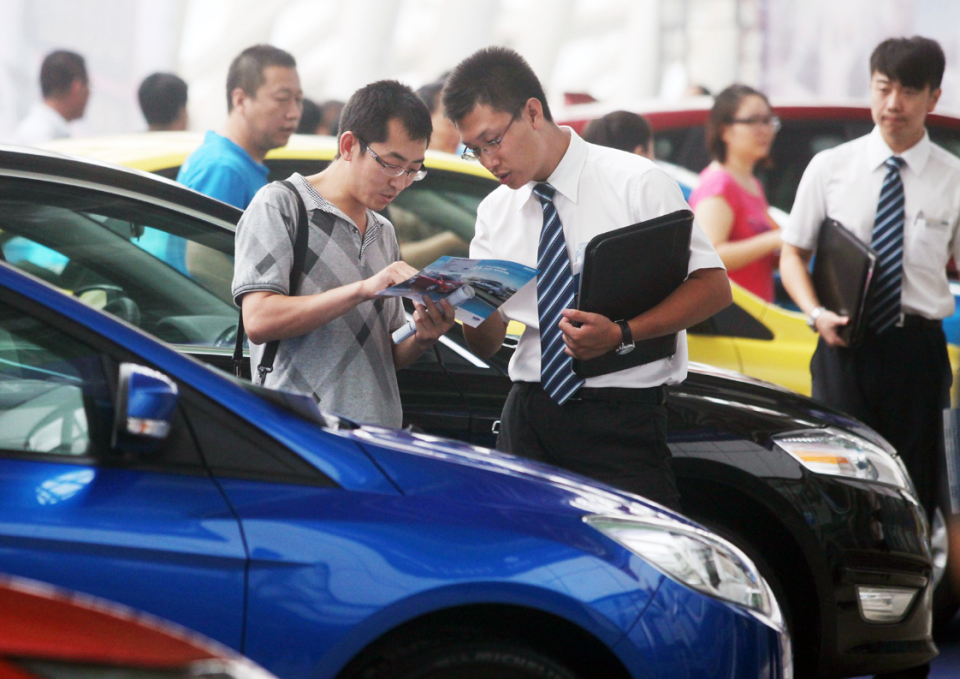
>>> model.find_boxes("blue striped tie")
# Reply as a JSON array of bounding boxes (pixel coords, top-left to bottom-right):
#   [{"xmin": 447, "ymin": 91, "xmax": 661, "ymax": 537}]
[
  {"xmin": 533, "ymin": 183, "xmax": 584, "ymax": 404},
  {"xmin": 867, "ymin": 156, "xmax": 906, "ymax": 334}
]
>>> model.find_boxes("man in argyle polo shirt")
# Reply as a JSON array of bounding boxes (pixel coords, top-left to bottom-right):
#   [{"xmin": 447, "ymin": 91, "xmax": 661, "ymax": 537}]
[
  {"xmin": 232, "ymin": 81, "xmax": 455, "ymax": 427},
  {"xmin": 442, "ymin": 47, "xmax": 731, "ymax": 511}
]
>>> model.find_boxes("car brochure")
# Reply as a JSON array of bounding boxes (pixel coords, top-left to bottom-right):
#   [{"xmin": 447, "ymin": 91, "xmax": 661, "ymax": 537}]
[{"xmin": 376, "ymin": 256, "xmax": 537, "ymax": 341}]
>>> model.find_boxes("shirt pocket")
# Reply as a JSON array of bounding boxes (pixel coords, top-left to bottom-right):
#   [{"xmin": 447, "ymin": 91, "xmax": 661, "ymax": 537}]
[{"xmin": 905, "ymin": 213, "xmax": 953, "ymax": 273}]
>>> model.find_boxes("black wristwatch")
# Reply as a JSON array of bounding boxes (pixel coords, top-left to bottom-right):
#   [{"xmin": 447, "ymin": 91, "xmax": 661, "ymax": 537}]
[{"xmin": 615, "ymin": 320, "xmax": 635, "ymax": 355}]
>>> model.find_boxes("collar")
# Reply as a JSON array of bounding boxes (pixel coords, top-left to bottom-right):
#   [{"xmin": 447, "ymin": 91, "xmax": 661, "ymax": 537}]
[
  {"xmin": 294, "ymin": 173, "xmax": 386, "ymax": 237},
  {"xmin": 866, "ymin": 125, "xmax": 931, "ymax": 175},
  {"xmin": 516, "ymin": 126, "xmax": 586, "ymax": 210}
]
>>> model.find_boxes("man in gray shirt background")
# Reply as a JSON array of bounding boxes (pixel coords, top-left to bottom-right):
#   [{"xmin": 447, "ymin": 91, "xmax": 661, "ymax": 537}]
[{"xmin": 232, "ymin": 80, "xmax": 455, "ymax": 427}]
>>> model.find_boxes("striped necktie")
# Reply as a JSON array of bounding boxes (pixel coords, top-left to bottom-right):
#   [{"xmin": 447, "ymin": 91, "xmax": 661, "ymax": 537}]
[
  {"xmin": 867, "ymin": 156, "xmax": 906, "ymax": 334},
  {"xmin": 533, "ymin": 183, "xmax": 584, "ymax": 404}
]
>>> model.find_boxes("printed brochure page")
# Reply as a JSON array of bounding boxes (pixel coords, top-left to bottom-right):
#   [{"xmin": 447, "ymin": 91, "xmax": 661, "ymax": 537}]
[{"xmin": 376, "ymin": 256, "xmax": 536, "ymax": 327}]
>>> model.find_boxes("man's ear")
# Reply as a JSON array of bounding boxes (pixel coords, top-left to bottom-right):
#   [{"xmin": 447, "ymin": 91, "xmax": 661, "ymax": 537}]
[
  {"xmin": 526, "ymin": 97, "xmax": 545, "ymax": 130},
  {"xmin": 339, "ymin": 131, "xmax": 359, "ymax": 160},
  {"xmin": 928, "ymin": 87, "xmax": 942, "ymax": 113},
  {"xmin": 230, "ymin": 87, "xmax": 247, "ymax": 112}
]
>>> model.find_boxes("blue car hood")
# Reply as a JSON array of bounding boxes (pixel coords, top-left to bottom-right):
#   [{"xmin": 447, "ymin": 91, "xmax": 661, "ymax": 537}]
[{"xmin": 347, "ymin": 425, "xmax": 689, "ymax": 525}]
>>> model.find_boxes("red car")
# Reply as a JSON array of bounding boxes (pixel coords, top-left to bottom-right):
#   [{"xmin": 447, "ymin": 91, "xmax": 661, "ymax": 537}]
[
  {"xmin": 558, "ymin": 98, "xmax": 960, "ymax": 213},
  {"xmin": 0, "ymin": 575, "xmax": 275, "ymax": 679}
]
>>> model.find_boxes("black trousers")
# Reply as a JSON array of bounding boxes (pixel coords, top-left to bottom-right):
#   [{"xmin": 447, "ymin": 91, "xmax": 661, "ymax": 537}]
[
  {"xmin": 496, "ymin": 382, "xmax": 682, "ymax": 512},
  {"xmin": 811, "ymin": 324, "xmax": 951, "ymax": 516}
]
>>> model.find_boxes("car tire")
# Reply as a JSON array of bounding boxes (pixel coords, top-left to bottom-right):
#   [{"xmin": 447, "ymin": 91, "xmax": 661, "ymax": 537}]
[{"xmin": 340, "ymin": 629, "xmax": 581, "ymax": 679}]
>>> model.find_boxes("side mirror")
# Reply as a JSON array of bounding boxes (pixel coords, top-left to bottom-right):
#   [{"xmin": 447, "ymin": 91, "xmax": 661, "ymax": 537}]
[{"xmin": 112, "ymin": 363, "xmax": 179, "ymax": 454}]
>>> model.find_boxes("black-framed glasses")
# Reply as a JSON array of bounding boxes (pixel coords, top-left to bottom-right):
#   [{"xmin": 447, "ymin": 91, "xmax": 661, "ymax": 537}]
[
  {"xmin": 355, "ymin": 135, "xmax": 428, "ymax": 181},
  {"xmin": 461, "ymin": 103, "xmax": 525, "ymax": 161},
  {"xmin": 730, "ymin": 115, "xmax": 781, "ymax": 133}
]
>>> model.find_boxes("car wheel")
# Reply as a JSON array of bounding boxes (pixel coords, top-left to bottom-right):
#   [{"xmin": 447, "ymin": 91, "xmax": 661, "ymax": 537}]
[{"xmin": 340, "ymin": 630, "xmax": 581, "ymax": 679}]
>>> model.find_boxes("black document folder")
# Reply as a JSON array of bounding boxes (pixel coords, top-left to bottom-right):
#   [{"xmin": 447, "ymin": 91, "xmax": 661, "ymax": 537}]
[
  {"xmin": 572, "ymin": 209, "xmax": 693, "ymax": 378},
  {"xmin": 811, "ymin": 217, "xmax": 877, "ymax": 347}
]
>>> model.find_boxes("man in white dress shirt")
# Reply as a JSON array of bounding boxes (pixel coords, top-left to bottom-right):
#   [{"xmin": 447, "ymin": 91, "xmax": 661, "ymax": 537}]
[
  {"xmin": 442, "ymin": 47, "xmax": 731, "ymax": 511},
  {"xmin": 782, "ymin": 44, "xmax": 957, "ymax": 677},
  {"xmin": 12, "ymin": 50, "xmax": 89, "ymax": 146}
]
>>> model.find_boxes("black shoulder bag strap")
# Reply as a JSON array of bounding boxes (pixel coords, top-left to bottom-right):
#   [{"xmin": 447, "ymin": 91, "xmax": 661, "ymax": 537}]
[{"xmin": 233, "ymin": 179, "xmax": 311, "ymax": 385}]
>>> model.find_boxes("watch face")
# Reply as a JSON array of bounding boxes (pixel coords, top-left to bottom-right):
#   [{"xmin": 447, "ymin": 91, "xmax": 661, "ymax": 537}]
[{"xmin": 616, "ymin": 343, "xmax": 636, "ymax": 356}]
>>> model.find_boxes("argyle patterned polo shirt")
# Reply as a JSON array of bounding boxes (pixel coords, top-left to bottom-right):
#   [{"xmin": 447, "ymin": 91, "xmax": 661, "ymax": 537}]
[{"xmin": 232, "ymin": 173, "xmax": 405, "ymax": 427}]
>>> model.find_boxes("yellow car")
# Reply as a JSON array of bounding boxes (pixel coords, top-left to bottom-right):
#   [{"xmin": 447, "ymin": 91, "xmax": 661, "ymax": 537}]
[{"xmin": 43, "ymin": 133, "xmax": 960, "ymax": 399}]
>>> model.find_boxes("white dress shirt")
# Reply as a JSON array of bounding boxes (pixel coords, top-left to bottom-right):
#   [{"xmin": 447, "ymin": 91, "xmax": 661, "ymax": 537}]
[
  {"xmin": 784, "ymin": 126, "xmax": 960, "ymax": 320},
  {"xmin": 10, "ymin": 102, "xmax": 71, "ymax": 146},
  {"xmin": 470, "ymin": 128, "xmax": 724, "ymax": 388}
]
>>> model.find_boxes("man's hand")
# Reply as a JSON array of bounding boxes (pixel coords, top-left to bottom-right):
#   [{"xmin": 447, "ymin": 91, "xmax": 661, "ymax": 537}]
[
  {"xmin": 815, "ymin": 310, "xmax": 850, "ymax": 347},
  {"xmin": 360, "ymin": 261, "xmax": 419, "ymax": 300},
  {"xmin": 558, "ymin": 309, "xmax": 622, "ymax": 360},
  {"xmin": 411, "ymin": 296, "xmax": 456, "ymax": 345}
]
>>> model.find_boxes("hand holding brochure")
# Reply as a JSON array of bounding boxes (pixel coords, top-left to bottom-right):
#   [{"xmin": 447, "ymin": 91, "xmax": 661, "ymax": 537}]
[{"xmin": 375, "ymin": 256, "xmax": 537, "ymax": 343}]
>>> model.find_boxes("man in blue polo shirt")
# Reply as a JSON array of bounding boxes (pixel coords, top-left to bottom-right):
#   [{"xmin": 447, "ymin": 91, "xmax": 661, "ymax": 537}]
[{"xmin": 178, "ymin": 44, "xmax": 303, "ymax": 209}]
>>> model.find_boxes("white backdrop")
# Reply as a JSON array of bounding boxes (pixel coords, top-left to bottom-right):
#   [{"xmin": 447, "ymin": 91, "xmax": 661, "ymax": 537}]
[{"xmin": 1, "ymin": 0, "xmax": 959, "ymax": 141}]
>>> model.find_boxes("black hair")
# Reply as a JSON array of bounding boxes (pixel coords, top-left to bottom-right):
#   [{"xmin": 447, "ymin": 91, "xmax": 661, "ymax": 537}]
[
  {"xmin": 870, "ymin": 36, "xmax": 945, "ymax": 91},
  {"xmin": 40, "ymin": 50, "xmax": 87, "ymax": 98},
  {"xmin": 138, "ymin": 72, "xmax": 188, "ymax": 126},
  {"xmin": 582, "ymin": 111, "xmax": 653, "ymax": 153},
  {"xmin": 318, "ymin": 100, "xmax": 344, "ymax": 136},
  {"xmin": 417, "ymin": 81, "xmax": 444, "ymax": 115},
  {"xmin": 706, "ymin": 83, "xmax": 771, "ymax": 163},
  {"xmin": 226, "ymin": 44, "xmax": 297, "ymax": 111},
  {"xmin": 297, "ymin": 98, "xmax": 321, "ymax": 134},
  {"xmin": 442, "ymin": 46, "xmax": 551, "ymax": 124},
  {"xmin": 336, "ymin": 80, "xmax": 432, "ymax": 158}
]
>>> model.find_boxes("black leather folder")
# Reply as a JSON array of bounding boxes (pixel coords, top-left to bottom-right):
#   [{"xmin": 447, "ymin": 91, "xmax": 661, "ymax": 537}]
[
  {"xmin": 572, "ymin": 209, "xmax": 693, "ymax": 378},
  {"xmin": 811, "ymin": 217, "xmax": 877, "ymax": 346}
]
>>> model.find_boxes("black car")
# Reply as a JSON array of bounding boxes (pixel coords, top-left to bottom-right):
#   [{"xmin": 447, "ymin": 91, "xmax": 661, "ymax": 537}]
[{"xmin": 0, "ymin": 144, "xmax": 939, "ymax": 678}]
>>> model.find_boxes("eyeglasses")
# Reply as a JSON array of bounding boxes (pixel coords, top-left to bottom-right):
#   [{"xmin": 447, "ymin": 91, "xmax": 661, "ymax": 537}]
[
  {"xmin": 731, "ymin": 115, "xmax": 781, "ymax": 133},
  {"xmin": 461, "ymin": 104, "xmax": 525, "ymax": 161},
  {"xmin": 355, "ymin": 135, "xmax": 428, "ymax": 181}
]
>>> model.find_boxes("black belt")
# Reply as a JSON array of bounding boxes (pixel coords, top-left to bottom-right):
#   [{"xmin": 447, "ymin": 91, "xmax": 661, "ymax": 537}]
[
  {"xmin": 570, "ymin": 385, "xmax": 666, "ymax": 405},
  {"xmin": 895, "ymin": 314, "xmax": 942, "ymax": 329}
]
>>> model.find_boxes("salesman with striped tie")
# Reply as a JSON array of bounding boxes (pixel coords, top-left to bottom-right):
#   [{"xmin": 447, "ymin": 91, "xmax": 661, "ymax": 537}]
[
  {"xmin": 780, "ymin": 36, "xmax": 960, "ymax": 535},
  {"xmin": 442, "ymin": 47, "xmax": 732, "ymax": 512}
]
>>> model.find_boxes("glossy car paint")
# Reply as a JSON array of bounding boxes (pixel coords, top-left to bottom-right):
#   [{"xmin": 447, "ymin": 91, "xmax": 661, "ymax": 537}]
[
  {"xmin": 9, "ymin": 143, "xmax": 935, "ymax": 676},
  {"xmin": 0, "ymin": 262, "xmax": 782, "ymax": 678},
  {"xmin": 0, "ymin": 575, "xmax": 276, "ymax": 679}
]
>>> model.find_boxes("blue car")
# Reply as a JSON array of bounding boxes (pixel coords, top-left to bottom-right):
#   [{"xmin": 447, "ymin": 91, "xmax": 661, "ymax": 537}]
[{"xmin": 0, "ymin": 260, "xmax": 787, "ymax": 678}]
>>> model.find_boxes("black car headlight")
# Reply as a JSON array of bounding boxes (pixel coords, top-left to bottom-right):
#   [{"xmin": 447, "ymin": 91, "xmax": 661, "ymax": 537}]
[
  {"xmin": 772, "ymin": 427, "xmax": 912, "ymax": 492},
  {"xmin": 584, "ymin": 515, "xmax": 780, "ymax": 624}
]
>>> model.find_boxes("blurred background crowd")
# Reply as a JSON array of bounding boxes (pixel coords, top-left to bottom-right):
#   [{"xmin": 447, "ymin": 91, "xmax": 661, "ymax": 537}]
[{"xmin": 1, "ymin": 0, "xmax": 958, "ymax": 141}]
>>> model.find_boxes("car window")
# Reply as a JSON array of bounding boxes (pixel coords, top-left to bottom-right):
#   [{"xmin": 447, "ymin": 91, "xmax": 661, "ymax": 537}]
[
  {"xmin": 0, "ymin": 300, "xmax": 110, "ymax": 457},
  {"xmin": 0, "ymin": 179, "xmax": 238, "ymax": 348},
  {"xmin": 689, "ymin": 303, "xmax": 774, "ymax": 340}
]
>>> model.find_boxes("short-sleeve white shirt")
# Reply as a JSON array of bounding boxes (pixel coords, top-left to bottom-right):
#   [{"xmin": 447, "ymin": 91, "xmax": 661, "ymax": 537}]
[
  {"xmin": 470, "ymin": 128, "xmax": 724, "ymax": 388},
  {"xmin": 10, "ymin": 102, "xmax": 70, "ymax": 146},
  {"xmin": 784, "ymin": 126, "xmax": 960, "ymax": 320}
]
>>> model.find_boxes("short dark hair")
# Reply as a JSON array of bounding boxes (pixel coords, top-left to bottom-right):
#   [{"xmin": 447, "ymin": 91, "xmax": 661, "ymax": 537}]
[
  {"xmin": 337, "ymin": 80, "xmax": 432, "ymax": 158},
  {"xmin": 138, "ymin": 72, "xmax": 188, "ymax": 125},
  {"xmin": 442, "ymin": 47, "xmax": 551, "ymax": 124},
  {"xmin": 582, "ymin": 111, "xmax": 653, "ymax": 153},
  {"xmin": 870, "ymin": 36, "xmax": 945, "ymax": 91},
  {"xmin": 706, "ymin": 84, "xmax": 771, "ymax": 163},
  {"xmin": 226, "ymin": 44, "xmax": 297, "ymax": 111},
  {"xmin": 40, "ymin": 50, "xmax": 87, "ymax": 98},
  {"xmin": 297, "ymin": 98, "xmax": 320, "ymax": 134},
  {"xmin": 417, "ymin": 81, "xmax": 444, "ymax": 115},
  {"xmin": 318, "ymin": 100, "xmax": 344, "ymax": 136}
]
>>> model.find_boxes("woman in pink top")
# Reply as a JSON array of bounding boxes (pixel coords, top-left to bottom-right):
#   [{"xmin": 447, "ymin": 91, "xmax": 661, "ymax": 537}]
[{"xmin": 689, "ymin": 84, "xmax": 782, "ymax": 301}]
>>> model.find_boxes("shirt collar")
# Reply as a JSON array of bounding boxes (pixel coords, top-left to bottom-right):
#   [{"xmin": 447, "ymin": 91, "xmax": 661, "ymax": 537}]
[
  {"xmin": 866, "ymin": 125, "xmax": 932, "ymax": 175},
  {"xmin": 516, "ymin": 126, "xmax": 586, "ymax": 209},
  {"xmin": 295, "ymin": 173, "xmax": 386, "ymax": 237}
]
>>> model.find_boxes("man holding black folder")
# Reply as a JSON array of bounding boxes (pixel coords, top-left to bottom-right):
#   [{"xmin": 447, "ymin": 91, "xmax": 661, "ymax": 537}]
[
  {"xmin": 781, "ymin": 37, "xmax": 960, "ymax": 541},
  {"xmin": 442, "ymin": 48, "xmax": 731, "ymax": 512}
]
